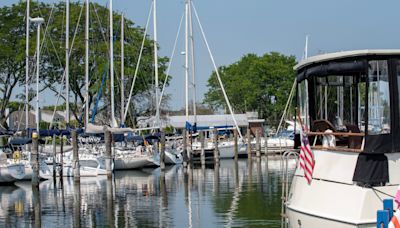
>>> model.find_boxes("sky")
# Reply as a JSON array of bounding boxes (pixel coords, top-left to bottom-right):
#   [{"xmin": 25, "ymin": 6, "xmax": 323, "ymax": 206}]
[{"xmin": 3, "ymin": 0, "xmax": 400, "ymax": 110}]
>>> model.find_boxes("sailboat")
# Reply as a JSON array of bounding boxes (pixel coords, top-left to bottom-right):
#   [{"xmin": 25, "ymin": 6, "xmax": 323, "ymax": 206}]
[{"xmin": 168, "ymin": 0, "xmax": 248, "ymax": 161}]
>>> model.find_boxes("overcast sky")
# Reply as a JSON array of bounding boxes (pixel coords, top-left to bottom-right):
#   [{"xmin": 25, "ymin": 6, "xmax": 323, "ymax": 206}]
[{"xmin": 2, "ymin": 0, "xmax": 400, "ymax": 110}]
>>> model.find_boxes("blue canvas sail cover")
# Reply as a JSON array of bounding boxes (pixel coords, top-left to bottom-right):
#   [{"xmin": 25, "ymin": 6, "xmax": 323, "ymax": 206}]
[
  {"xmin": 38, "ymin": 128, "xmax": 84, "ymax": 137},
  {"xmin": 185, "ymin": 121, "xmax": 233, "ymax": 131},
  {"xmin": 9, "ymin": 137, "xmax": 45, "ymax": 145}
]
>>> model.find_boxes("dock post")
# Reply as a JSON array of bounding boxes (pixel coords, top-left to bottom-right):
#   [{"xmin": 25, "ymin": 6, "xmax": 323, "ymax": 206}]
[
  {"xmin": 200, "ymin": 131, "xmax": 205, "ymax": 166},
  {"xmin": 160, "ymin": 131, "xmax": 166, "ymax": 170},
  {"xmin": 183, "ymin": 129, "xmax": 188, "ymax": 167},
  {"xmin": 246, "ymin": 128, "xmax": 252, "ymax": 159},
  {"xmin": 105, "ymin": 130, "xmax": 112, "ymax": 179},
  {"xmin": 52, "ymin": 134, "xmax": 57, "ymax": 179},
  {"xmin": 59, "ymin": 135, "xmax": 64, "ymax": 178},
  {"xmin": 31, "ymin": 131, "xmax": 39, "ymax": 187},
  {"xmin": 256, "ymin": 129, "xmax": 261, "ymax": 157},
  {"xmin": 213, "ymin": 128, "xmax": 219, "ymax": 164},
  {"xmin": 72, "ymin": 130, "xmax": 80, "ymax": 182},
  {"xmin": 234, "ymin": 129, "xmax": 238, "ymax": 161}
]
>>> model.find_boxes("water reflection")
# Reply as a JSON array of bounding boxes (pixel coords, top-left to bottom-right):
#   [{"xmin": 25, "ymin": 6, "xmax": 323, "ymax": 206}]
[{"xmin": 0, "ymin": 157, "xmax": 295, "ymax": 227}]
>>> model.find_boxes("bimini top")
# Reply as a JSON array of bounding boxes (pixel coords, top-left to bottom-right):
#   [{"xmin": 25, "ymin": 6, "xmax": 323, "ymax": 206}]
[{"xmin": 294, "ymin": 49, "xmax": 400, "ymax": 71}]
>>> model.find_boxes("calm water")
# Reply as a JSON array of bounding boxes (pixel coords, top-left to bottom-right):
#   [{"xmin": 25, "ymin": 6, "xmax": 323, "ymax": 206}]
[{"xmin": 0, "ymin": 157, "xmax": 296, "ymax": 227}]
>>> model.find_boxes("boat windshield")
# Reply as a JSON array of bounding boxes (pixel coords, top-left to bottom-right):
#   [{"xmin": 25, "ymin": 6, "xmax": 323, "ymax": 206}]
[{"xmin": 297, "ymin": 59, "xmax": 392, "ymax": 150}]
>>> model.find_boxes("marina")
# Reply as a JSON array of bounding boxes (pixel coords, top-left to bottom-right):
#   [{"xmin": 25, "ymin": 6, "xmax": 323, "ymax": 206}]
[
  {"xmin": 0, "ymin": 157, "xmax": 294, "ymax": 227},
  {"xmin": 0, "ymin": 0, "xmax": 399, "ymax": 227}
]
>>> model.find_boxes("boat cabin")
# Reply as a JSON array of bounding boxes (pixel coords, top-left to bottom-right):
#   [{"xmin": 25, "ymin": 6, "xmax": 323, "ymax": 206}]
[{"xmin": 295, "ymin": 50, "xmax": 400, "ymax": 185}]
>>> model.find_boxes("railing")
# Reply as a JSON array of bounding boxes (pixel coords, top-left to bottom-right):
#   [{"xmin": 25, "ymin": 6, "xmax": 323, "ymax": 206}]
[
  {"xmin": 306, "ymin": 131, "xmax": 365, "ymax": 153},
  {"xmin": 281, "ymin": 150, "xmax": 299, "ymax": 228}
]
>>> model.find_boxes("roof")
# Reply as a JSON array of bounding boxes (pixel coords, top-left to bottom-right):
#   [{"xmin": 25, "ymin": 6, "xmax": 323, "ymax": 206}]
[
  {"xmin": 294, "ymin": 49, "xmax": 400, "ymax": 71},
  {"xmin": 168, "ymin": 114, "xmax": 249, "ymax": 129}
]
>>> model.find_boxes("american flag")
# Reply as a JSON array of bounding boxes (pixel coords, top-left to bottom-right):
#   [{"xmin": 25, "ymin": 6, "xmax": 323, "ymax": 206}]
[{"xmin": 299, "ymin": 126, "xmax": 315, "ymax": 184}]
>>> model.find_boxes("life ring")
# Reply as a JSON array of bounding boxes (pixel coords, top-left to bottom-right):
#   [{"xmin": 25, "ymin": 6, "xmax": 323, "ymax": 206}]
[{"xmin": 13, "ymin": 151, "xmax": 21, "ymax": 161}]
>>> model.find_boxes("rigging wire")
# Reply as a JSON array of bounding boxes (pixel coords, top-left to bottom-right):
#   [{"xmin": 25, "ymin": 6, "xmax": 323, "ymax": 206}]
[
  {"xmin": 191, "ymin": 2, "xmax": 243, "ymax": 140},
  {"xmin": 158, "ymin": 12, "xmax": 184, "ymax": 109},
  {"xmin": 123, "ymin": 1, "xmax": 153, "ymax": 122}
]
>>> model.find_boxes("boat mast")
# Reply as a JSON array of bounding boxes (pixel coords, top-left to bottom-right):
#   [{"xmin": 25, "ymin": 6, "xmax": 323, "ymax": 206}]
[
  {"xmin": 120, "ymin": 14, "xmax": 125, "ymax": 127},
  {"xmin": 188, "ymin": 0, "xmax": 197, "ymax": 126},
  {"xmin": 65, "ymin": 0, "xmax": 70, "ymax": 127},
  {"xmin": 184, "ymin": 0, "xmax": 189, "ymax": 121},
  {"xmin": 31, "ymin": 18, "xmax": 44, "ymax": 133},
  {"xmin": 85, "ymin": 0, "xmax": 90, "ymax": 128},
  {"xmin": 25, "ymin": 0, "xmax": 30, "ymax": 130},
  {"xmin": 110, "ymin": 0, "xmax": 116, "ymax": 127},
  {"xmin": 153, "ymin": 0, "xmax": 160, "ymax": 128},
  {"xmin": 35, "ymin": 23, "xmax": 41, "ymax": 133}
]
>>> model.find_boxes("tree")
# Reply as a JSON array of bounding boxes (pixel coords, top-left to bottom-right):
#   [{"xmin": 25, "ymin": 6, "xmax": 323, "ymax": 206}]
[
  {"xmin": 204, "ymin": 52, "xmax": 296, "ymax": 127},
  {"xmin": 0, "ymin": 1, "xmax": 170, "ymax": 129}
]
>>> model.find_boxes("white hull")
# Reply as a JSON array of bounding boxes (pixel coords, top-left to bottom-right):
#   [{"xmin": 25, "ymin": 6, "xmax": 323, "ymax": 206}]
[
  {"xmin": 55, "ymin": 165, "xmax": 105, "ymax": 177},
  {"xmin": 0, "ymin": 164, "xmax": 25, "ymax": 183},
  {"xmin": 114, "ymin": 156, "xmax": 157, "ymax": 170},
  {"xmin": 21, "ymin": 161, "xmax": 52, "ymax": 180},
  {"xmin": 164, "ymin": 150, "xmax": 182, "ymax": 164},
  {"xmin": 286, "ymin": 150, "xmax": 400, "ymax": 227}
]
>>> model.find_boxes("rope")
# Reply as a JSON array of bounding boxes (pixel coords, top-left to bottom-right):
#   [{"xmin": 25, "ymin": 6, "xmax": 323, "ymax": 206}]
[
  {"xmin": 372, "ymin": 186, "xmax": 396, "ymax": 200},
  {"xmin": 192, "ymin": 3, "xmax": 243, "ymax": 140},
  {"xmin": 158, "ymin": 12, "xmax": 184, "ymax": 108}
]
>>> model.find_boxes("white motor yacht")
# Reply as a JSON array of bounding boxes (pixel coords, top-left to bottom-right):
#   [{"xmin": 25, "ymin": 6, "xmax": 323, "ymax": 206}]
[{"xmin": 285, "ymin": 50, "xmax": 400, "ymax": 227}]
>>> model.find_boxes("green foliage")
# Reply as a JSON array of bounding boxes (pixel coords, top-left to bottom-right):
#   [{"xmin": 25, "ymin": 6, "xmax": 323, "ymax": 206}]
[
  {"xmin": 204, "ymin": 52, "xmax": 296, "ymax": 127},
  {"xmin": 0, "ymin": 1, "xmax": 170, "ymax": 128},
  {"xmin": 39, "ymin": 121, "xmax": 50, "ymax": 130},
  {"xmin": 164, "ymin": 125, "xmax": 174, "ymax": 134}
]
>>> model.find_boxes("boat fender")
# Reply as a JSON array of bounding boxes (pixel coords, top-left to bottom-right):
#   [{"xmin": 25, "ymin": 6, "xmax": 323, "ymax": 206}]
[{"xmin": 389, "ymin": 210, "xmax": 400, "ymax": 228}]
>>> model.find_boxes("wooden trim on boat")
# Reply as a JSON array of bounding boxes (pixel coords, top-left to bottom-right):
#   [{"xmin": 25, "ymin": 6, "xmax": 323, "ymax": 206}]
[
  {"xmin": 311, "ymin": 145, "xmax": 363, "ymax": 153},
  {"xmin": 306, "ymin": 132, "xmax": 365, "ymax": 137}
]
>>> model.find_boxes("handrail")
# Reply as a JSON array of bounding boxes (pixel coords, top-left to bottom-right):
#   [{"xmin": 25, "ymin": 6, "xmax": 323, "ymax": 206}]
[
  {"xmin": 306, "ymin": 131, "xmax": 365, "ymax": 137},
  {"xmin": 311, "ymin": 145, "xmax": 363, "ymax": 153}
]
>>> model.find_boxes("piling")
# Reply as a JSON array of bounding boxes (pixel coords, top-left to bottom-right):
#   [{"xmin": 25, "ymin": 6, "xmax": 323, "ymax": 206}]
[
  {"xmin": 256, "ymin": 129, "xmax": 261, "ymax": 157},
  {"xmin": 52, "ymin": 134, "xmax": 57, "ymax": 179},
  {"xmin": 234, "ymin": 129, "xmax": 238, "ymax": 161},
  {"xmin": 213, "ymin": 128, "xmax": 219, "ymax": 164},
  {"xmin": 182, "ymin": 129, "xmax": 188, "ymax": 167},
  {"xmin": 246, "ymin": 128, "xmax": 252, "ymax": 159},
  {"xmin": 160, "ymin": 131, "xmax": 166, "ymax": 170},
  {"xmin": 200, "ymin": 131, "xmax": 205, "ymax": 166},
  {"xmin": 105, "ymin": 130, "xmax": 112, "ymax": 179},
  {"xmin": 31, "ymin": 131, "xmax": 39, "ymax": 187},
  {"xmin": 72, "ymin": 130, "xmax": 80, "ymax": 182},
  {"xmin": 264, "ymin": 135, "xmax": 269, "ymax": 156},
  {"xmin": 59, "ymin": 135, "xmax": 64, "ymax": 178}
]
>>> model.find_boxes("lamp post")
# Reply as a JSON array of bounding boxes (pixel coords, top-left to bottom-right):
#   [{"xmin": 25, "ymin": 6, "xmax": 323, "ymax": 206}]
[{"xmin": 30, "ymin": 17, "xmax": 44, "ymax": 134}]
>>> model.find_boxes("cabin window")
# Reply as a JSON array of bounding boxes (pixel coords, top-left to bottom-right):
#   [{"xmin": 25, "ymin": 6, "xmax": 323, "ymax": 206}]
[
  {"xmin": 367, "ymin": 60, "xmax": 390, "ymax": 134},
  {"xmin": 298, "ymin": 80, "xmax": 309, "ymax": 129},
  {"xmin": 396, "ymin": 60, "xmax": 400, "ymax": 129},
  {"xmin": 313, "ymin": 75, "xmax": 359, "ymax": 131}
]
